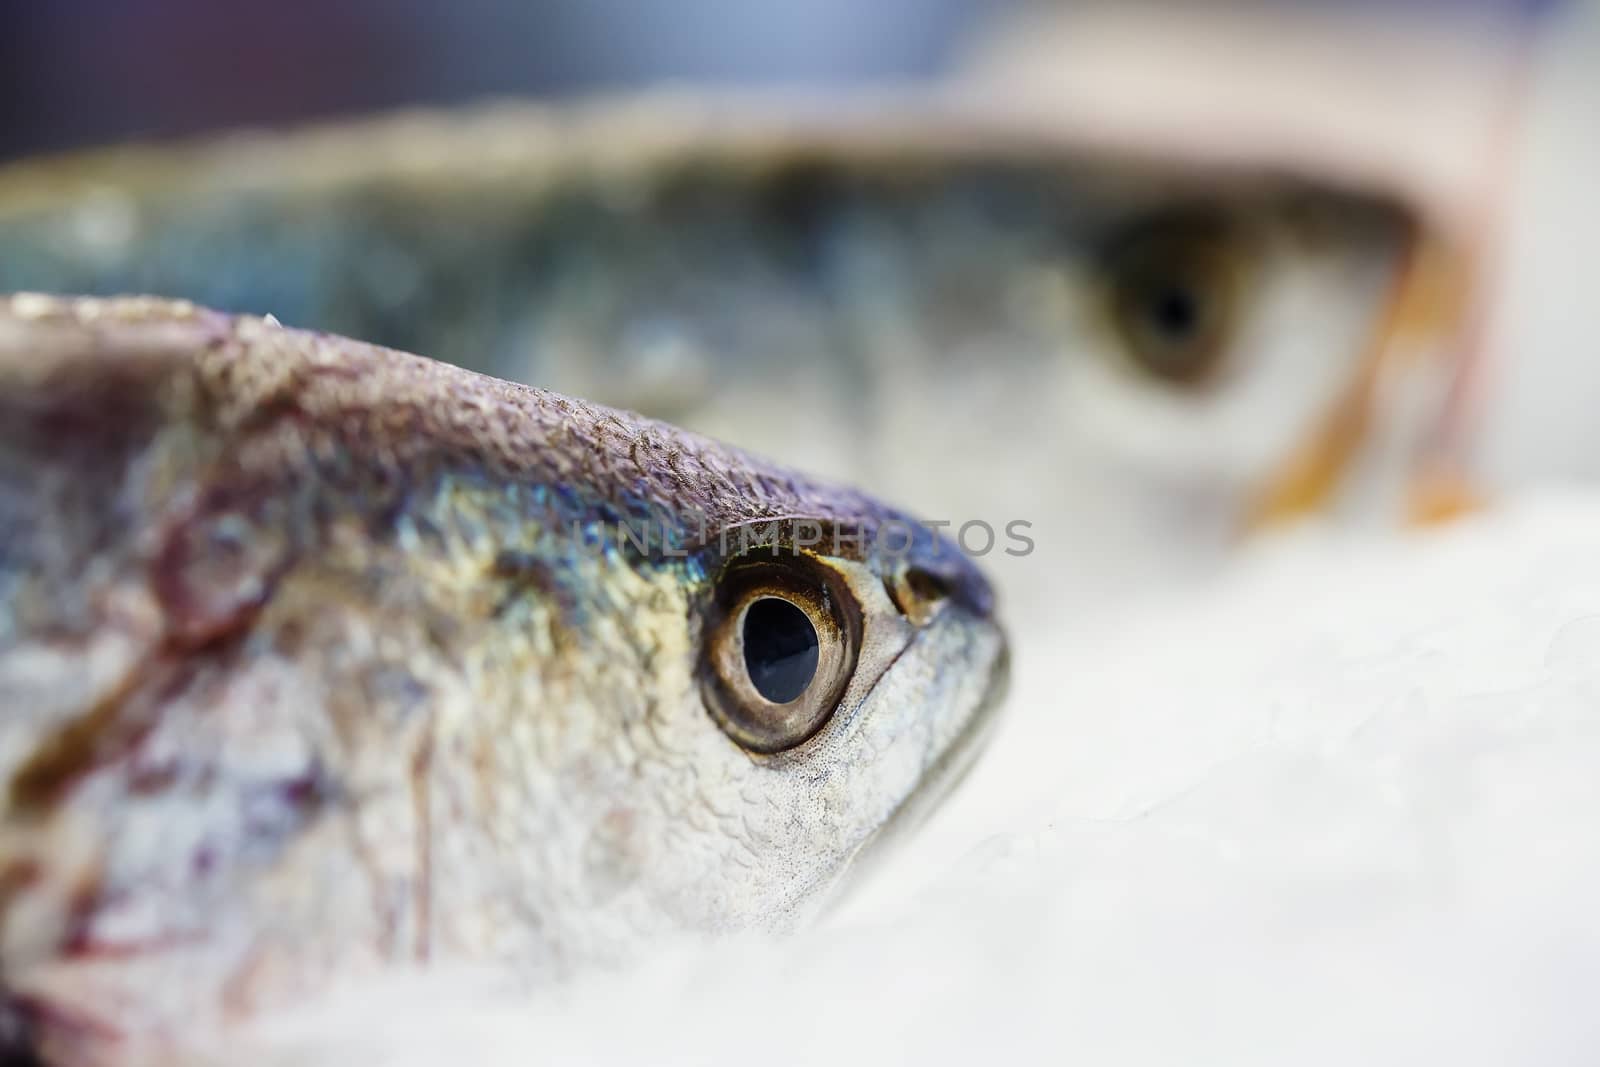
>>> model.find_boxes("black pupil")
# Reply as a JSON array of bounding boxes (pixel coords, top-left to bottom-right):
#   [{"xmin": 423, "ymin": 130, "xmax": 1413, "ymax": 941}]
[
  {"xmin": 742, "ymin": 598, "xmax": 820, "ymax": 705},
  {"xmin": 1147, "ymin": 281, "xmax": 1201, "ymax": 343}
]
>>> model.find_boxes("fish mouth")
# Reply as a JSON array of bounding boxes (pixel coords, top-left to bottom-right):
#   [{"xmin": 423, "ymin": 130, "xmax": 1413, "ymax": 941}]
[{"xmin": 816, "ymin": 621, "xmax": 1011, "ymax": 915}]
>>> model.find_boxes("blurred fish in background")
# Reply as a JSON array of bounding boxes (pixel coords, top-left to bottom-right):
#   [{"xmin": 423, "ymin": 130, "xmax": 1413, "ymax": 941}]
[{"xmin": 0, "ymin": 101, "xmax": 1453, "ymax": 618}]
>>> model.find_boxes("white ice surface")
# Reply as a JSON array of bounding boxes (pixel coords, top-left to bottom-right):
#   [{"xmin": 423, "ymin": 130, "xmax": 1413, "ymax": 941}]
[{"xmin": 224, "ymin": 489, "xmax": 1600, "ymax": 1066}]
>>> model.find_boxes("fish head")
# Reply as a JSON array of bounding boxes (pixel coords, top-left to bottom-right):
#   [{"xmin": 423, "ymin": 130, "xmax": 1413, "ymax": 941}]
[
  {"xmin": 0, "ymin": 296, "xmax": 1006, "ymax": 1053},
  {"xmin": 581, "ymin": 508, "xmax": 1007, "ymax": 933},
  {"xmin": 397, "ymin": 393, "xmax": 1010, "ymax": 966}
]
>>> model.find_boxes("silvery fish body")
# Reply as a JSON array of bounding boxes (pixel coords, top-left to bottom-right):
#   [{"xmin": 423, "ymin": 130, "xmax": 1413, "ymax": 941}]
[
  {"xmin": 0, "ymin": 98, "xmax": 1443, "ymax": 613},
  {"xmin": 0, "ymin": 294, "xmax": 1006, "ymax": 1064}
]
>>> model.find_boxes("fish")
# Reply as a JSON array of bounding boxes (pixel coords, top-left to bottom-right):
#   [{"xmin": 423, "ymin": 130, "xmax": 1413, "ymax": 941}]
[
  {"xmin": 0, "ymin": 293, "xmax": 1007, "ymax": 1064},
  {"xmin": 0, "ymin": 96, "xmax": 1472, "ymax": 615}
]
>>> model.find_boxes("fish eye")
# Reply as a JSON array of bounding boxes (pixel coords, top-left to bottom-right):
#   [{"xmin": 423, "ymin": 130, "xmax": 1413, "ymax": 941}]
[
  {"xmin": 1103, "ymin": 214, "xmax": 1244, "ymax": 387},
  {"xmin": 703, "ymin": 552, "xmax": 861, "ymax": 754}
]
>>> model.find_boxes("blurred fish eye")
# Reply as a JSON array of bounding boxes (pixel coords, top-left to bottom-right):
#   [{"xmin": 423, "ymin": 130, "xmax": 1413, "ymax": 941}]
[
  {"xmin": 1103, "ymin": 213, "xmax": 1246, "ymax": 388},
  {"xmin": 703, "ymin": 551, "xmax": 862, "ymax": 754}
]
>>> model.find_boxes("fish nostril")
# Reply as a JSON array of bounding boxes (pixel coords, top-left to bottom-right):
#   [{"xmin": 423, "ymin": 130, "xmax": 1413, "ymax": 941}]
[
  {"xmin": 905, "ymin": 568, "xmax": 950, "ymax": 606},
  {"xmin": 888, "ymin": 567, "xmax": 952, "ymax": 626}
]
